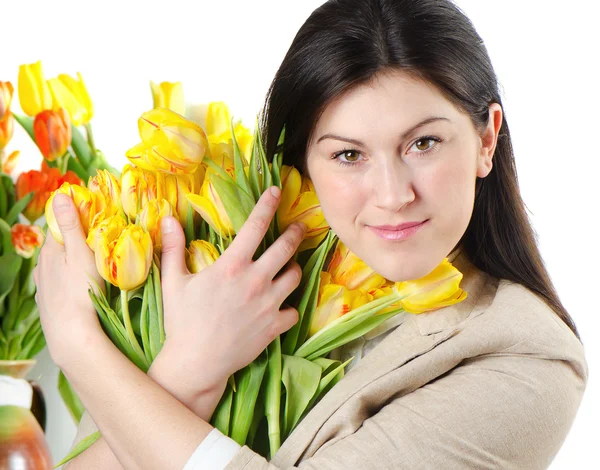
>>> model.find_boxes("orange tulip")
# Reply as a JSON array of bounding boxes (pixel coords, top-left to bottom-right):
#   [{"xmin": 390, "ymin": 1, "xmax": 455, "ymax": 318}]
[
  {"xmin": 11, "ymin": 224, "xmax": 44, "ymax": 258},
  {"xmin": 16, "ymin": 162, "xmax": 81, "ymax": 222},
  {"xmin": 0, "ymin": 111, "xmax": 14, "ymax": 150},
  {"xmin": 0, "ymin": 81, "xmax": 14, "ymax": 121},
  {"xmin": 33, "ymin": 109, "xmax": 72, "ymax": 162}
]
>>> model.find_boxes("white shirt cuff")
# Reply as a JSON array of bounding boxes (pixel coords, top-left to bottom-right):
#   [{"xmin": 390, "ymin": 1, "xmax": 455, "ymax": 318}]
[{"xmin": 183, "ymin": 427, "xmax": 242, "ymax": 470}]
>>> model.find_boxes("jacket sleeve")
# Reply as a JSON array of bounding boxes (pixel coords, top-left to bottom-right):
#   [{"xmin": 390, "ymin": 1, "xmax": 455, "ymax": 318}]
[{"xmin": 225, "ymin": 347, "xmax": 587, "ymax": 470}]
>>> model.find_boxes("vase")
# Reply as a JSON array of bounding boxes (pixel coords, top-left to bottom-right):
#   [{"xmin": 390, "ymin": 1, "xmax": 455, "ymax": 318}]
[{"xmin": 0, "ymin": 359, "xmax": 53, "ymax": 470}]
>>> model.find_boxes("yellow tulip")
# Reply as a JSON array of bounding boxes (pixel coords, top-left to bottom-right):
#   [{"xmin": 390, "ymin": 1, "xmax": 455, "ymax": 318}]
[
  {"xmin": 150, "ymin": 81, "xmax": 184, "ymax": 115},
  {"xmin": 207, "ymin": 121, "xmax": 254, "ymax": 166},
  {"xmin": 18, "ymin": 61, "xmax": 53, "ymax": 117},
  {"xmin": 127, "ymin": 108, "xmax": 207, "ymax": 174},
  {"xmin": 88, "ymin": 169, "xmax": 123, "ymax": 216},
  {"xmin": 58, "ymin": 72, "xmax": 94, "ymax": 124},
  {"xmin": 47, "ymin": 78, "xmax": 87, "ymax": 127},
  {"xmin": 45, "ymin": 183, "xmax": 98, "ymax": 244},
  {"xmin": 94, "ymin": 219, "xmax": 153, "ymax": 291},
  {"xmin": 186, "ymin": 168, "xmax": 235, "ymax": 237},
  {"xmin": 0, "ymin": 81, "xmax": 14, "ymax": 121},
  {"xmin": 156, "ymin": 172, "xmax": 198, "ymax": 223},
  {"xmin": 395, "ymin": 259, "xmax": 468, "ymax": 314},
  {"xmin": 87, "ymin": 212, "xmax": 128, "ymax": 253},
  {"xmin": 327, "ymin": 240, "xmax": 387, "ymax": 291},
  {"xmin": 186, "ymin": 240, "xmax": 220, "ymax": 274},
  {"xmin": 309, "ymin": 272, "xmax": 371, "ymax": 337},
  {"xmin": 278, "ymin": 165, "xmax": 329, "ymax": 251},
  {"xmin": 205, "ymin": 101, "xmax": 231, "ymax": 136},
  {"xmin": 138, "ymin": 198, "xmax": 173, "ymax": 252},
  {"xmin": 119, "ymin": 165, "xmax": 159, "ymax": 221}
]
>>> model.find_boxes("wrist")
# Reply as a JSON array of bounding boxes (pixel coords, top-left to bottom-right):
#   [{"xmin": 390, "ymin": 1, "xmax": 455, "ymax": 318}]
[{"xmin": 148, "ymin": 341, "xmax": 228, "ymax": 420}]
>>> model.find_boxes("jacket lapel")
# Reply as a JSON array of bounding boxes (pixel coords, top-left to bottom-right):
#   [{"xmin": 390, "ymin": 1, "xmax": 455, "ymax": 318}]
[{"xmin": 271, "ymin": 253, "xmax": 497, "ymax": 467}]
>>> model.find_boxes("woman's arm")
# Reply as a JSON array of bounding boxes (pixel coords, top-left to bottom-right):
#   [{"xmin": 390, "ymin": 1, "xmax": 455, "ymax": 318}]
[
  {"xmin": 64, "ymin": 341, "xmax": 227, "ymax": 469},
  {"xmin": 58, "ymin": 330, "xmax": 225, "ymax": 470}
]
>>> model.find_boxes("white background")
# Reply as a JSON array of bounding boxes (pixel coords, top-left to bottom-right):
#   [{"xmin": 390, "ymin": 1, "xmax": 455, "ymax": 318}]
[{"xmin": 1, "ymin": 0, "xmax": 598, "ymax": 468}]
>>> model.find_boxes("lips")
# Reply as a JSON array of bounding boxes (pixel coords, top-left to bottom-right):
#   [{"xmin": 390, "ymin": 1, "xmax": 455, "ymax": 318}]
[{"xmin": 369, "ymin": 221, "xmax": 427, "ymax": 231}]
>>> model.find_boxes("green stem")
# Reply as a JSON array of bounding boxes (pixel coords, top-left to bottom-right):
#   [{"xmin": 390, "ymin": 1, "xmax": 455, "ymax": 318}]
[
  {"xmin": 84, "ymin": 123, "xmax": 98, "ymax": 159},
  {"xmin": 120, "ymin": 290, "xmax": 145, "ymax": 358}
]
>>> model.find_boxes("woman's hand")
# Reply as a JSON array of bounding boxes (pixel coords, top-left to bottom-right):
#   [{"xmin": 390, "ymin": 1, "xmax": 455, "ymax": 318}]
[
  {"xmin": 157, "ymin": 186, "xmax": 306, "ymax": 390},
  {"xmin": 33, "ymin": 194, "xmax": 105, "ymax": 369}
]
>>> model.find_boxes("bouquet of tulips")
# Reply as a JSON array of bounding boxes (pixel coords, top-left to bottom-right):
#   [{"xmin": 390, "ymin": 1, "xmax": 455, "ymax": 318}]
[{"xmin": 46, "ymin": 84, "xmax": 467, "ymax": 464}]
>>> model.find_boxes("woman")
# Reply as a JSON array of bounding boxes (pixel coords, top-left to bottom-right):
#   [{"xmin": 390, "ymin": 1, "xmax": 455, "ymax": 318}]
[{"xmin": 34, "ymin": 0, "xmax": 587, "ymax": 468}]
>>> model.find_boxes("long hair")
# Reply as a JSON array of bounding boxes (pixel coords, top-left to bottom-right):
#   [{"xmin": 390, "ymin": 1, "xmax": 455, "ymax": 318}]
[{"xmin": 260, "ymin": 0, "xmax": 580, "ymax": 340}]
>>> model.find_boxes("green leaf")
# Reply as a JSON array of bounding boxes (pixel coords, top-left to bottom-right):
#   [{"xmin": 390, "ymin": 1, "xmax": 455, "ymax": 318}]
[
  {"xmin": 58, "ymin": 370, "xmax": 84, "ymax": 424},
  {"xmin": 307, "ymin": 357, "xmax": 353, "ymax": 412},
  {"xmin": 153, "ymin": 261, "xmax": 165, "ymax": 349},
  {"xmin": 209, "ymin": 174, "xmax": 256, "ymax": 234},
  {"xmin": 248, "ymin": 134, "xmax": 262, "ymax": 202},
  {"xmin": 54, "ymin": 431, "xmax": 101, "ymax": 468},
  {"xmin": 211, "ymin": 380, "xmax": 234, "ymax": 436},
  {"xmin": 145, "ymin": 267, "xmax": 161, "ymax": 362},
  {"xmin": 0, "ymin": 218, "xmax": 16, "ymax": 255},
  {"xmin": 89, "ymin": 287, "xmax": 149, "ymax": 372},
  {"xmin": 139, "ymin": 279, "xmax": 152, "ymax": 365},
  {"xmin": 302, "ymin": 309, "xmax": 402, "ymax": 361},
  {"xmin": 281, "ymin": 230, "xmax": 337, "ymax": 355},
  {"xmin": 230, "ymin": 351, "xmax": 268, "ymax": 445},
  {"xmin": 264, "ymin": 337, "xmax": 283, "ymax": 456},
  {"xmin": 12, "ymin": 113, "xmax": 35, "ymax": 141},
  {"xmin": 0, "ymin": 253, "xmax": 22, "ymax": 308},
  {"xmin": 281, "ymin": 354, "xmax": 321, "ymax": 439},
  {"xmin": 66, "ymin": 155, "xmax": 89, "ymax": 182},
  {"xmin": 0, "ymin": 178, "xmax": 7, "ymax": 219},
  {"xmin": 70, "ymin": 125, "xmax": 93, "ymax": 168},
  {"xmin": 0, "ymin": 174, "xmax": 16, "ymax": 219},
  {"xmin": 231, "ymin": 121, "xmax": 254, "ymax": 202},
  {"xmin": 4, "ymin": 192, "xmax": 34, "ymax": 226}
]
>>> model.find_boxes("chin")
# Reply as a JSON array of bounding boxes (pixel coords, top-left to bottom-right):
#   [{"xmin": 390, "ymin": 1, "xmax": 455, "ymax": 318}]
[{"xmin": 369, "ymin": 254, "xmax": 441, "ymax": 282}]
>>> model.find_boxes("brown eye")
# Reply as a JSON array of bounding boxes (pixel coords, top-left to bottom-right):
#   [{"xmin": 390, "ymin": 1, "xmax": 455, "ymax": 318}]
[
  {"xmin": 415, "ymin": 139, "xmax": 432, "ymax": 151},
  {"xmin": 340, "ymin": 150, "xmax": 360, "ymax": 162}
]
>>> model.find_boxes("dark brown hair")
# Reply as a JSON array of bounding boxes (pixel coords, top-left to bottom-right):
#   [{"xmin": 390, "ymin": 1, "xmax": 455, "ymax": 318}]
[{"xmin": 260, "ymin": 0, "xmax": 580, "ymax": 339}]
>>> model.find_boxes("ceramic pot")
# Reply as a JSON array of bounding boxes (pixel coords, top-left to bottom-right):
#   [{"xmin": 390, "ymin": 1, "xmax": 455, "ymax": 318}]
[{"xmin": 0, "ymin": 360, "xmax": 53, "ymax": 469}]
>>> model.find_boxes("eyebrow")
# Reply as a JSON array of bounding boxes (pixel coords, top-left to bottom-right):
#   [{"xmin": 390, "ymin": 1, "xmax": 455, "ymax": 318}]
[{"xmin": 316, "ymin": 116, "xmax": 451, "ymax": 146}]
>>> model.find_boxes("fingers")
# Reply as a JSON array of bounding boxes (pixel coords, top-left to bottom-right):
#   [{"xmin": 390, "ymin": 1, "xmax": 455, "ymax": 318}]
[
  {"xmin": 254, "ymin": 221, "xmax": 307, "ymax": 277},
  {"xmin": 52, "ymin": 194, "xmax": 88, "ymax": 255},
  {"xmin": 161, "ymin": 216, "xmax": 190, "ymax": 285},
  {"xmin": 268, "ymin": 306, "xmax": 299, "ymax": 341},
  {"xmin": 225, "ymin": 186, "xmax": 281, "ymax": 263},
  {"xmin": 271, "ymin": 261, "xmax": 303, "ymax": 303}
]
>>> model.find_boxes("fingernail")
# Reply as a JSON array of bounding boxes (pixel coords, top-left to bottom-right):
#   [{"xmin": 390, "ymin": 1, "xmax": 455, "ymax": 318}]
[
  {"xmin": 161, "ymin": 216, "xmax": 176, "ymax": 234},
  {"xmin": 53, "ymin": 194, "xmax": 71, "ymax": 210},
  {"xmin": 270, "ymin": 186, "xmax": 281, "ymax": 198}
]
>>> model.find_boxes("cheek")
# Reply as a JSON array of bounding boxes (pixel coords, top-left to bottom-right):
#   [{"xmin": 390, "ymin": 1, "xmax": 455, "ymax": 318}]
[{"xmin": 425, "ymin": 156, "xmax": 477, "ymax": 224}]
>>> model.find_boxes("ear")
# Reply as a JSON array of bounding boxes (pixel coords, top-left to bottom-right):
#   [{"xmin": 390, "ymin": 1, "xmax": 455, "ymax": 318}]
[{"xmin": 476, "ymin": 103, "xmax": 503, "ymax": 178}]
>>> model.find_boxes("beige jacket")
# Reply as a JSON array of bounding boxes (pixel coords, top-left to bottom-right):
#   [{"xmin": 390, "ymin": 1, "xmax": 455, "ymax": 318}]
[{"xmin": 72, "ymin": 252, "xmax": 588, "ymax": 469}]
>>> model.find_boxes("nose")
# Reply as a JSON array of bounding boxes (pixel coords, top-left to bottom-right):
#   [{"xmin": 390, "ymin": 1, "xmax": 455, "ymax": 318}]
[{"xmin": 371, "ymin": 159, "xmax": 415, "ymax": 212}]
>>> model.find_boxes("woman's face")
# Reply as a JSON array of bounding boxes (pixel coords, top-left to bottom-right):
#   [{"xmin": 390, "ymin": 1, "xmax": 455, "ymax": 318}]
[{"xmin": 306, "ymin": 70, "xmax": 502, "ymax": 281}]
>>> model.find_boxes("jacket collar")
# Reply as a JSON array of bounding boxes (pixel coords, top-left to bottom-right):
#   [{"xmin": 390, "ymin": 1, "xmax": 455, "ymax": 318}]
[{"xmin": 272, "ymin": 252, "xmax": 498, "ymax": 466}]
